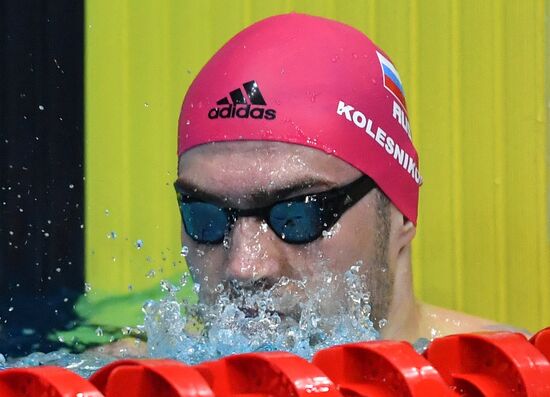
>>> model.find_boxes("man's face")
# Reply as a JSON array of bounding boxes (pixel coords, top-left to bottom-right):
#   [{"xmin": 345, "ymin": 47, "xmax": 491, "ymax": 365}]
[{"xmin": 177, "ymin": 141, "xmax": 394, "ymax": 326}]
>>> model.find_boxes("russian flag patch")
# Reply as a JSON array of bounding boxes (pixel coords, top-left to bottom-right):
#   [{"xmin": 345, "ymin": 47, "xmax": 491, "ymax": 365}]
[{"xmin": 376, "ymin": 51, "xmax": 407, "ymax": 109}]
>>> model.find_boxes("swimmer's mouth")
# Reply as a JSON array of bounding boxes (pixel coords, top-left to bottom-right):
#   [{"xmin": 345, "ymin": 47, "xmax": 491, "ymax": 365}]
[
  {"xmin": 239, "ymin": 306, "xmax": 259, "ymax": 318},
  {"xmin": 238, "ymin": 306, "xmax": 300, "ymax": 323}
]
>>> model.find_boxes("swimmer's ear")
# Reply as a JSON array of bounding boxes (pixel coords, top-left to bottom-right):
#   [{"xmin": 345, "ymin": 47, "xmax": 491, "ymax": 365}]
[
  {"xmin": 390, "ymin": 206, "xmax": 416, "ymax": 248},
  {"xmin": 401, "ymin": 216, "xmax": 416, "ymax": 240},
  {"xmin": 386, "ymin": 206, "xmax": 416, "ymax": 270}
]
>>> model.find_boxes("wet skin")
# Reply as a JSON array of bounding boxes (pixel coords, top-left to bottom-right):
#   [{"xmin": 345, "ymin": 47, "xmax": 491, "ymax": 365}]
[
  {"xmin": 176, "ymin": 141, "xmax": 505, "ymax": 342},
  {"xmin": 98, "ymin": 141, "xmax": 514, "ymax": 356}
]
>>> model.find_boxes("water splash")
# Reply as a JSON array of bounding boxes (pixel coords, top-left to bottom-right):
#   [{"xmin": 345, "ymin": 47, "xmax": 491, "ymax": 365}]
[
  {"xmin": 0, "ymin": 264, "xmax": 399, "ymax": 376},
  {"xmin": 143, "ymin": 263, "xmax": 380, "ymax": 364},
  {"xmin": 0, "ymin": 350, "xmax": 115, "ymax": 378}
]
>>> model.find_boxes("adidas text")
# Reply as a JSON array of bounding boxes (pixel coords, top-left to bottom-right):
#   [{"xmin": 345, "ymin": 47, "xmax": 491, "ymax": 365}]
[{"xmin": 208, "ymin": 104, "xmax": 276, "ymax": 120}]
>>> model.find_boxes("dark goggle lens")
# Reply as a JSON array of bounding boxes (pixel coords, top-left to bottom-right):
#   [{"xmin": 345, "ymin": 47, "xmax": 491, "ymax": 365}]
[
  {"xmin": 269, "ymin": 200, "xmax": 325, "ymax": 243},
  {"xmin": 180, "ymin": 201, "xmax": 229, "ymax": 243}
]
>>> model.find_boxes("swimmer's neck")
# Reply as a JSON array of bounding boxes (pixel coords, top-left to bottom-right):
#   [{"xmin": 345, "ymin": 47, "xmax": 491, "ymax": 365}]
[{"xmin": 379, "ymin": 243, "xmax": 510, "ymax": 342}]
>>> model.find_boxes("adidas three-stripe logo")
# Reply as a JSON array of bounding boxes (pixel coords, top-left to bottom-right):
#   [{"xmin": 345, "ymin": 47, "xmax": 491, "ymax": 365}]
[{"xmin": 208, "ymin": 80, "xmax": 277, "ymax": 120}]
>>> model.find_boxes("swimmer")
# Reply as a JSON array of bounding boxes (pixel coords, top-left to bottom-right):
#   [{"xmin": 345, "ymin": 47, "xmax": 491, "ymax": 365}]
[
  {"xmin": 175, "ymin": 14, "xmax": 532, "ymax": 342},
  {"xmin": 100, "ymin": 13, "xmax": 523, "ymax": 358},
  {"xmin": 172, "ymin": 13, "xmax": 523, "ymax": 344}
]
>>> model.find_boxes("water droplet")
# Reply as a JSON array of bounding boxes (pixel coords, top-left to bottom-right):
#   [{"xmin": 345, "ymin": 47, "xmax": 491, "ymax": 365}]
[
  {"xmin": 55, "ymin": 267, "xmax": 61, "ymax": 273},
  {"xmin": 107, "ymin": 231, "xmax": 117, "ymax": 239},
  {"xmin": 68, "ymin": 184, "xmax": 74, "ymax": 189},
  {"xmin": 144, "ymin": 102, "xmax": 150, "ymax": 108},
  {"xmin": 331, "ymin": 55, "xmax": 339, "ymax": 63},
  {"xmin": 95, "ymin": 327, "xmax": 104, "ymax": 337},
  {"xmin": 214, "ymin": 283, "xmax": 224, "ymax": 293},
  {"xmin": 193, "ymin": 283, "xmax": 201, "ymax": 293},
  {"xmin": 84, "ymin": 283, "xmax": 92, "ymax": 292},
  {"xmin": 412, "ymin": 337, "xmax": 431, "ymax": 354},
  {"xmin": 146, "ymin": 269, "xmax": 156, "ymax": 278},
  {"xmin": 104, "ymin": 209, "xmax": 110, "ymax": 216},
  {"xmin": 322, "ymin": 223, "xmax": 341, "ymax": 239},
  {"xmin": 142, "ymin": 300, "xmax": 155, "ymax": 314},
  {"xmin": 311, "ymin": 316, "xmax": 319, "ymax": 327},
  {"xmin": 260, "ymin": 221, "xmax": 268, "ymax": 233},
  {"xmin": 430, "ymin": 327, "xmax": 440, "ymax": 339},
  {"xmin": 278, "ymin": 276, "xmax": 290, "ymax": 286},
  {"xmin": 185, "ymin": 119, "xmax": 191, "ymax": 125},
  {"xmin": 135, "ymin": 239, "xmax": 144, "ymax": 249},
  {"xmin": 38, "ymin": 105, "xmax": 45, "ymax": 110},
  {"xmin": 8, "ymin": 307, "xmax": 14, "ymax": 312},
  {"xmin": 44, "ymin": 232, "xmax": 50, "ymax": 237},
  {"xmin": 128, "ymin": 284, "xmax": 133, "ymax": 291},
  {"xmin": 378, "ymin": 318, "xmax": 388, "ymax": 328},
  {"xmin": 180, "ymin": 245, "xmax": 189, "ymax": 257}
]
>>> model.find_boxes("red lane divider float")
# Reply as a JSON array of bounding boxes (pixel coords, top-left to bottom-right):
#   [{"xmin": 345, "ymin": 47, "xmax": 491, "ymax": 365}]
[
  {"xmin": 530, "ymin": 326, "xmax": 550, "ymax": 362},
  {"xmin": 196, "ymin": 352, "xmax": 342, "ymax": 397},
  {"xmin": 1, "ymin": 328, "xmax": 550, "ymax": 396},
  {"xmin": 90, "ymin": 359, "xmax": 214, "ymax": 397},
  {"xmin": 425, "ymin": 332, "xmax": 550, "ymax": 396},
  {"xmin": 0, "ymin": 366, "xmax": 102, "ymax": 397},
  {"xmin": 313, "ymin": 340, "xmax": 457, "ymax": 396}
]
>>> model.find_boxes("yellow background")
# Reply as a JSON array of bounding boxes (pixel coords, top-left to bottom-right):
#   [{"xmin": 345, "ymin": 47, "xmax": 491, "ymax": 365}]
[{"xmin": 85, "ymin": 1, "xmax": 549, "ymax": 331}]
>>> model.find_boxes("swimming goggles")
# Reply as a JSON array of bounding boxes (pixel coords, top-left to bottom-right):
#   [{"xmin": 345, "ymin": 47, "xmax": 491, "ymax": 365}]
[{"xmin": 175, "ymin": 174, "xmax": 376, "ymax": 245}]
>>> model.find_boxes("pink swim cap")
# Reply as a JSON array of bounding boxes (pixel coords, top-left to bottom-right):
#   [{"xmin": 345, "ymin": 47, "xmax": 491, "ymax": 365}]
[{"xmin": 178, "ymin": 13, "xmax": 421, "ymax": 224}]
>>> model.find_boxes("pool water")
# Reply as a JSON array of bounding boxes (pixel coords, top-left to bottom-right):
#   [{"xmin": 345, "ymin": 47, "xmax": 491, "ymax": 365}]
[{"xmin": 2, "ymin": 262, "xmax": 418, "ymax": 377}]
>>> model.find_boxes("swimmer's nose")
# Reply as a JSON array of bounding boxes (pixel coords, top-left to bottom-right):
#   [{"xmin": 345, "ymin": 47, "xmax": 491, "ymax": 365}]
[{"xmin": 224, "ymin": 217, "xmax": 284, "ymax": 283}]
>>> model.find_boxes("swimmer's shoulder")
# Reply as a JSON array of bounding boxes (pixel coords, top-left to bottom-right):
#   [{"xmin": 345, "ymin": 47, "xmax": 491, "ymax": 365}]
[{"xmin": 418, "ymin": 302, "xmax": 530, "ymax": 338}]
